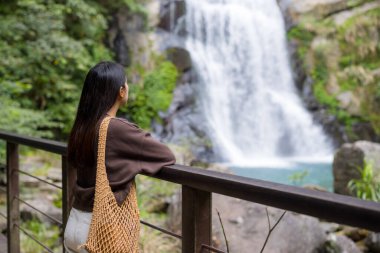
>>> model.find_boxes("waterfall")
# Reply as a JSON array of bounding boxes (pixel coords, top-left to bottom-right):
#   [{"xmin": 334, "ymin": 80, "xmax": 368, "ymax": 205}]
[{"xmin": 183, "ymin": 0, "xmax": 333, "ymax": 165}]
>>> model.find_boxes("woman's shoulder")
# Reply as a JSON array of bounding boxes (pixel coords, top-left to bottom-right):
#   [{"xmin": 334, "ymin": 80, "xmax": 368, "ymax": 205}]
[
  {"xmin": 109, "ymin": 117, "xmax": 143, "ymax": 132},
  {"xmin": 107, "ymin": 117, "xmax": 147, "ymax": 145}
]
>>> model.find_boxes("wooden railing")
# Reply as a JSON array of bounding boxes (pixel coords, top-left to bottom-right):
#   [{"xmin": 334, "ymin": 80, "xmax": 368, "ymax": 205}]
[{"xmin": 0, "ymin": 130, "xmax": 380, "ymax": 253}]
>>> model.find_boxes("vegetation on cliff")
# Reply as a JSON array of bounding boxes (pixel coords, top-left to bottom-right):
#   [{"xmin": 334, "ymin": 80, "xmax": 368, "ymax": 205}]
[
  {"xmin": 0, "ymin": 0, "xmax": 178, "ymax": 162},
  {"xmin": 288, "ymin": 1, "xmax": 380, "ymax": 139}
]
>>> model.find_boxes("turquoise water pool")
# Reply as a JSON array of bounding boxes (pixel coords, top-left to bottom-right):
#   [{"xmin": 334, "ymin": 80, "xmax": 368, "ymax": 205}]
[{"xmin": 229, "ymin": 160, "xmax": 333, "ymax": 191}]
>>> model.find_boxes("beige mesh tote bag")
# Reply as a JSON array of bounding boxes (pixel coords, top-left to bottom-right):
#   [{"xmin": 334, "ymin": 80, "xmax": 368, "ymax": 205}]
[{"xmin": 78, "ymin": 116, "xmax": 140, "ymax": 253}]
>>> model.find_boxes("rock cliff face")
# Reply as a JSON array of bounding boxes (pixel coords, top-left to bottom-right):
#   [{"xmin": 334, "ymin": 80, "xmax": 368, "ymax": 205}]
[
  {"xmin": 280, "ymin": 0, "xmax": 380, "ymax": 146},
  {"xmin": 106, "ymin": 1, "xmax": 161, "ymax": 76},
  {"xmin": 155, "ymin": 0, "xmax": 217, "ymax": 162},
  {"xmin": 106, "ymin": 0, "xmax": 215, "ymax": 162}
]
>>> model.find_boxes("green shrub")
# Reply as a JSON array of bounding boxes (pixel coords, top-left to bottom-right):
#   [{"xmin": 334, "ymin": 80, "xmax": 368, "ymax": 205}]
[
  {"xmin": 0, "ymin": 0, "xmax": 144, "ymax": 140},
  {"xmin": 127, "ymin": 61, "xmax": 178, "ymax": 129},
  {"xmin": 348, "ymin": 160, "xmax": 380, "ymax": 202},
  {"xmin": 288, "ymin": 170, "xmax": 309, "ymax": 186},
  {"xmin": 20, "ymin": 218, "xmax": 60, "ymax": 253}
]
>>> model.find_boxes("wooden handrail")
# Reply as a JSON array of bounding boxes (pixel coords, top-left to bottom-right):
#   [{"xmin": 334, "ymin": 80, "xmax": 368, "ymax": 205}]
[
  {"xmin": 0, "ymin": 131, "xmax": 66, "ymax": 155},
  {"xmin": 148, "ymin": 165, "xmax": 380, "ymax": 232}
]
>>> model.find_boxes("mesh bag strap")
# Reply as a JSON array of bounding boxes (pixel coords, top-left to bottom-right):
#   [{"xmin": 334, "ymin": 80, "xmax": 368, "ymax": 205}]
[{"xmin": 95, "ymin": 116, "xmax": 112, "ymax": 191}]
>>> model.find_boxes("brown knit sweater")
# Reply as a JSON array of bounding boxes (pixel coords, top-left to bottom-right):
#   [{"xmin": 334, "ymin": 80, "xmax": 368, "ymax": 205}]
[{"xmin": 72, "ymin": 117, "xmax": 176, "ymax": 212}]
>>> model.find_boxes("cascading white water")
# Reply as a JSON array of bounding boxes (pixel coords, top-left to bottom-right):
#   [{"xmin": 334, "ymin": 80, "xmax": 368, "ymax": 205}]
[{"xmin": 184, "ymin": 0, "xmax": 333, "ymax": 165}]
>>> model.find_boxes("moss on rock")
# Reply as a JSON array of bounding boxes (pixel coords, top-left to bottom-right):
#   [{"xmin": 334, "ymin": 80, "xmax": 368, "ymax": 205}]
[{"xmin": 288, "ymin": 4, "xmax": 380, "ymax": 138}]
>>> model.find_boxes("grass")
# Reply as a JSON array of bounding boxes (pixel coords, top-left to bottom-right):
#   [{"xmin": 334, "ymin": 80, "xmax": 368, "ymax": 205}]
[
  {"xmin": 139, "ymin": 225, "xmax": 181, "ymax": 253},
  {"xmin": 136, "ymin": 175, "xmax": 181, "ymax": 252},
  {"xmin": 20, "ymin": 218, "xmax": 61, "ymax": 253}
]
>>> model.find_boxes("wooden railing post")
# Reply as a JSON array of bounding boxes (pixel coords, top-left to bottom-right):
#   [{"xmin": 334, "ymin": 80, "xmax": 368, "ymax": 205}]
[
  {"xmin": 7, "ymin": 142, "xmax": 20, "ymax": 253},
  {"xmin": 182, "ymin": 186, "xmax": 212, "ymax": 253},
  {"xmin": 62, "ymin": 155, "xmax": 75, "ymax": 253}
]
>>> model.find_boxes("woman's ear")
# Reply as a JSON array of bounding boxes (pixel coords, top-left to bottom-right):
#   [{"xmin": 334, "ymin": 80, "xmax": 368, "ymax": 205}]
[
  {"xmin": 119, "ymin": 84, "xmax": 128, "ymax": 105},
  {"xmin": 119, "ymin": 86, "xmax": 125, "ymax": 99}
]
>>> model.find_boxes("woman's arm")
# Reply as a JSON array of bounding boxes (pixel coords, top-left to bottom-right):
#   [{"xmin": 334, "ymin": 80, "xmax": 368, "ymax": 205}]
[
  {"xmin": 109, "ymin": 117, "xmax": 176, "ymax": 176},
  {"xmin": 139, "ymin": 131, "xmax": 176, "ymax": 174}
]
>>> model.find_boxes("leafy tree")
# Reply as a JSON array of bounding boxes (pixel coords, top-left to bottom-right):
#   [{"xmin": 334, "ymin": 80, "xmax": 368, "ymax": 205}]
[
  {"xmin": 0, "ymin": 0, "xmax": 115, "ymax": 140},
  {"xmin": 0, "ymin": 0, "xmax": 178, "ymax": 163}
]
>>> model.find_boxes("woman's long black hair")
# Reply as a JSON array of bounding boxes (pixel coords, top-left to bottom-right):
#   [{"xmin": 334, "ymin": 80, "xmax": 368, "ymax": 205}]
[{"xmin": 68, "ymin": 61, "xmax": 126, "ymax": 171}]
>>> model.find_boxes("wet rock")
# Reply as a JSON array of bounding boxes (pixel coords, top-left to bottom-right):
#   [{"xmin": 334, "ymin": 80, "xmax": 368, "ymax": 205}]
[
  {"xmin": 20, "ymin": 197, "xmax": 61, "ymax": 225},
  {"xmin": 351, "ymin": 122, "xmax": 380, "ymax": 143},
  {"xmin": 158, "ymin": 0, "xmax": 186, "ymax": 32},
  {"xmin": 285, "ymin": 0, "xmax": 349, "ymax": 24},
  {"xmin": 107, "ymin": 2, "xmax": 161, "ymax": 75},
  {"xmin": 366, "ymin": 233, "xmax": 380, "ymax": 253},
  {"xmin": 319, "ymin": 221, "xmax": 341, "ymax": 233},
  {"xmin": 312, "ymin": 108, "xmax": 347, "ymax": 147},
  {"xmin": 319, "ymin": 234, "xmax": 361, "ymax": 253},
  {"xmin": 212, "ymin": 194, "xmax": 326, "ymax": 253},
  {"xmin": 341, "ymin": 226, "xmax": 369, "ymax": 242},
  {"xmin": 166, "ymin": 183, "xmax": 331, "ymax": 253},
  {"xmin": 332, "ymin": 2, "xmax": 380, "ymax": 25},
  {"xmin": 114, "ymin": 29, "xmax": 130, "ymax": 67},
  {"xmin": 146, "ymin": 197, "xmax": 170, "ymax": 213},
  {"xmin": 154, "ymin": 72, "xmax": 216, "ymax": 163},
  {"xmin": 333, "ymin": 141, "xmax": 380, "ymax": 195},
  {"xmin": 166, "ymin": 47, "xmax": 192, "ymax": 72},
  {"xmin": 336, "ymin": 91, "xmax": 361, "ymax": 116},
  {"xmin": 47, "ymin": 167, "xmax": 62, "ymax": 183},
  {"xmin": 20, "ymin": 174, "xmax": 40, "ymax": 188}
]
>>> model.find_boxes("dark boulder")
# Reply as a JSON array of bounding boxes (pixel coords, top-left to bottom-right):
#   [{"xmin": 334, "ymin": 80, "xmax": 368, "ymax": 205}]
[
  {"xmin": 333, "ymin": 141, "xmax": 380, "ymax": 195},
  {"xmin": 166, "ymin": 47, "xmax": 192, "ymax": 73}
]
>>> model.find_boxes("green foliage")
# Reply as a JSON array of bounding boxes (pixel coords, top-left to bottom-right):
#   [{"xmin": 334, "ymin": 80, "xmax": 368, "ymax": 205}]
[
  {"xmin": 288, "ymin": 6, "xmax": 380, "ymax": 139},
  {"xmin": 348, "ymin": 160, "xmax": 380, "ymax": 202},
  {"xmin": 287, "ymin": 25, "xmax": 314, "ymax": 62},
  {"xmin": 64, "ymin": 0, "xmax": 107, "ymax": 40},
  {"xmin": 127, "ymin": 61, "xmax": 179, "ymax": 129},
  {"xmin": 137, "ymin": 176, "xmax": 178, "ymax": 216},
  {"xmin": 20, "ymin": 218, "xmax": 60, "ymax": 253},
  {"xmin": 122, "ymin": 0, "xmax": 148, "ymax": 16},
  {"xmin": 288, "ymin": 169, "xmax": 309, "ymax": 186},
  {"xmin": 310, "ymin": 49, "xmax": 339, "ymax": 108},
  {"xmin": 337, "ymin": 8, "xmax": 380, "ymax": 68},
  {"xmin": 53, "ymin": 191, "xmax": 62, "ymax": 209},
  {"xmin": 0, "ymin": 0, "xmax": 122, "ymax": 140},
  {"xmin": 0, "ymin": 0, "xmax": 177, "ymax": 164},
  {"xmin": 287, "ymin": 25, "xmax": 314, "ymax": 43},
  {"xmin": 136, "ymin": 174, "xmax": 181, "ymax": 252}
]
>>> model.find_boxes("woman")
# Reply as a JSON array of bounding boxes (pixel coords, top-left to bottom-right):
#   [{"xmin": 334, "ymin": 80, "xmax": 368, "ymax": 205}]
[{"xmin": 64, "ymin": 61, "xmax": 176, "ymax": 252}]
